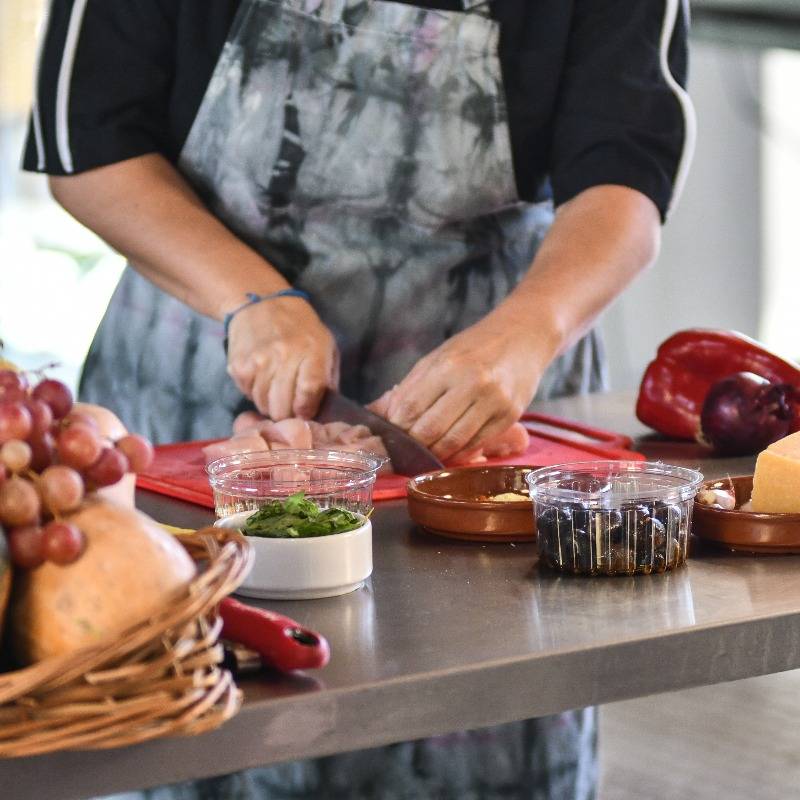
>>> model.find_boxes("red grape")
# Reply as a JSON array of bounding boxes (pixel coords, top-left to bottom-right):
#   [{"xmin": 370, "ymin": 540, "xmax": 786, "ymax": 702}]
[
  {"xmin": 84, "ymin": 447, "xmax": 128, "ymax": 488},
  {"xmin": 115, "ymin": 434, "xmax": 154, "ymax": 473},
  {"xmin": 40, "ymin": 465, "xmax": 84, "ymax": 513},
  {"xmin": 1, "ymin": 440, "xmax": 32, "ymax": 473},
  {"xmin": 23, "ymin": 398, "xmax": 54, "ymax": 437},
  {"xmin": 31, "ymin": 379, "xmax": 73, "ymax": 419},
  {"xmin": 57, "ymin": 423, "xmax": 103, "ymax": 470},
  {"xmin": 0, "ymin": 476, "xmax": 41, "ymax": 526},
  {"xmin": 0, "ymin": 370, "xmax": 26, "ymax": 391},
  {"xmin": 42, "ymin": 521, "xmax": 85, "ymax": 565},
  {"xmin": 0, "ymin": 402, "xmax": 32, "ymax": 444},
  {"xmin": 28, "ymin": 431, "xmax": 56, "ymax": 472},
  {"xmin": 7, "ymin": 525, "xmax": 45, "ymax": 569}
]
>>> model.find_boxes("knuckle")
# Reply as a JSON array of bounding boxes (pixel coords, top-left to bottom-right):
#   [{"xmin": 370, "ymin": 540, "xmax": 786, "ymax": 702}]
[
  {"xmin": 437, "ymin": 432, "xmax": 466, "ymax": 454},
  {"xmin": 412, "ymin": 422, "xmax": 444, "ymax": 446}
]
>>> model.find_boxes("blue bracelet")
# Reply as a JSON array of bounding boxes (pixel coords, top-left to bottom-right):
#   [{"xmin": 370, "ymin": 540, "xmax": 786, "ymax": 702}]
[{"xmin": 223, "ymin": 289, "xmax": 310, "ymax": 350}]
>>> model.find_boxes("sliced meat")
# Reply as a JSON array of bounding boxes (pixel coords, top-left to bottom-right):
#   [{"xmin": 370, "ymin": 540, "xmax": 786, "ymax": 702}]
[
  {"xmin": 335, "ymin": 424, "xmax": 372, "ymax": 444},
  {"xmin": 306, "ymin": 420, "xmax": 330, "ymax": 446},
  {"xmin": 233, "ymin": 411, "xmax": 263, "ymax": 435},
  {"xmin": 203, "ymin": 432, "xmax": 268, "ymax": 463},
  {"xmin": 257, "ymin": 419, "xmax": 314, "ymax": 450},
  {"xmin": 320, "ymin": 421, "xmax": 352, "ymax": 442}
]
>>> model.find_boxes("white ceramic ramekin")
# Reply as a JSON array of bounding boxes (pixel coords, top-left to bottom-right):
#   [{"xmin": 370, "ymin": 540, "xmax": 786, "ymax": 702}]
[{"xmin": 215, "ymin": 510, "xmax": 372, "ymax": 600}]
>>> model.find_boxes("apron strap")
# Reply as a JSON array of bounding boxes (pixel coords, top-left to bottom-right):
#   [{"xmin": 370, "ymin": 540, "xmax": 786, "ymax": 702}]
[{"xmin": 461, "ymin": 0, "xmax": 493, "ymax": 9}]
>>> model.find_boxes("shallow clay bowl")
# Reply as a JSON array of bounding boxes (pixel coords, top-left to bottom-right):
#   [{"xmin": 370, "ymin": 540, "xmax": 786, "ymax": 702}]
[
  {"xmin": 692, "ymin": 475, "xmax": 800, "ymax": 554},
  {"xmin": 407, "ymin": 465, "xmax": 538, "ymax": 543}
]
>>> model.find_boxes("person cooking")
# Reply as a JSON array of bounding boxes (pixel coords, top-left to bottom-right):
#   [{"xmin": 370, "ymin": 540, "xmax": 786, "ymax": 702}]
[{"xmin": 25, "ymin": 0, "xmax": 692, "ymax": 797}]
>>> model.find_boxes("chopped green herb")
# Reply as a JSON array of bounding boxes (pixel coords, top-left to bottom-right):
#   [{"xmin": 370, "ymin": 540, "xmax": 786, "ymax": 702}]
[{"xmin": 243, "ymin": 492, "xmax": 364, "ymax": 539}]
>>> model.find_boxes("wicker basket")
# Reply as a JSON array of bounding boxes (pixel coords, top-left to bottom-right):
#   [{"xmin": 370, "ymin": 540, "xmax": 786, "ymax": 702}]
[{"xmin": 0, "ymin": 527, "xmax": 253, "ymax": 758}]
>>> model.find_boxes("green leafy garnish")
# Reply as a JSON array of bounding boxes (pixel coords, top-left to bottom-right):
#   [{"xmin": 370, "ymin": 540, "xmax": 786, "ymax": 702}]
[{"xmin": 243, "ymin": 492, "xmax": 364, "ymax": 539}]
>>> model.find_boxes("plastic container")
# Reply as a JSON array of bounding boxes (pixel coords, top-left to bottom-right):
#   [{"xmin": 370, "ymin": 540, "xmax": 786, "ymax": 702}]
[
  {"xmin": 526, "ymin": 461, "xmax": 704, "ymax": 576},
  {"xmin": 205, "ymin": 449, "xmax": 386, "ymax": 518}
]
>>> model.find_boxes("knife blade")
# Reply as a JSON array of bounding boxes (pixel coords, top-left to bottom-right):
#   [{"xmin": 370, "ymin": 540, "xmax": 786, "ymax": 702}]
[{"xmin": 314, "ymin": 390, "xmax": 444, "ymax": 477}]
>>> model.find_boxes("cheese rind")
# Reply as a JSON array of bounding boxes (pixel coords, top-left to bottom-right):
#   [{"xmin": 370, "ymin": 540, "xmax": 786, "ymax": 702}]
[{"xmin": 750, "ymin": 431, "xmax": 800, "ymax": 514}]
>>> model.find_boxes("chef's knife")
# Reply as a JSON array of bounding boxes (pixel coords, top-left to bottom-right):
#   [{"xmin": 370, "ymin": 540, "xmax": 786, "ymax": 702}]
[{"xmin": 314, "ymin": 389, "xmax": 444, "ymax": 477}]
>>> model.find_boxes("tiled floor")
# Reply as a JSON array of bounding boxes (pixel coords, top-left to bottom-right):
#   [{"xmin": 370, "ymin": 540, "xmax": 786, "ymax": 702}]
[{"xmin": 599, "ymin": 669, "xmax": 800, "ymax": 799}]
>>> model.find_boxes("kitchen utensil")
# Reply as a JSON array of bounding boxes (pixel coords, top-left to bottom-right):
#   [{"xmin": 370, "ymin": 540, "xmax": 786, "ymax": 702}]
[
  {"xmin": 407, "ymin": 465, "xmax": 536, "ymax": 542},
  {"xmin": 220, "ymin": 597, "xmax": 330, "ymax": 671},
  {"xmin": 692, "ymin": 475, "xmax": 800, "ymax": 554},
  {"xmin": 314, "ymin": 389, "xmax": 444, "ymax": 476},
  {"xmin": 527, "ymin": 461, "xmax": 704, "ymax": 575}
]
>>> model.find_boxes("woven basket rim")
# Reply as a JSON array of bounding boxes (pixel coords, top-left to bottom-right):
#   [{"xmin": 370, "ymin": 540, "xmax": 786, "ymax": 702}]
[{"xmin": 0, "ymin": 528, "xmax": 252, "ymax": 757}]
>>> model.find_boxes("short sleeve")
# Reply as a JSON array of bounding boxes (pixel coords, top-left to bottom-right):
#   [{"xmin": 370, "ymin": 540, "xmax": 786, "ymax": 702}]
[
  {"xmin": 22, "ymin": 0, "xmax": 176, "ymax": 175},
  {"xmin": 550, "ymin": 0, "xmax": 693, "ymax": 222}
]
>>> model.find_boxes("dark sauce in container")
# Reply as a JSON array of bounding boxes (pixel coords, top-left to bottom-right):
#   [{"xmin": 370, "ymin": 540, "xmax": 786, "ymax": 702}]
[{"xmin": 526, "ymin": 462, "xmax": 703, "ymax": 576}]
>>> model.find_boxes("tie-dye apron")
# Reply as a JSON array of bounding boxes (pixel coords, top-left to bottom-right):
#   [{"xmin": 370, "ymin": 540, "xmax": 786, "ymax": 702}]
[
  {"xmin": 79, "ymin": 0, "xmax": 605, "ymax": 445},
  {"xmin": 89, "ymin": 1, "xmax": 601, "ymax": 797}
]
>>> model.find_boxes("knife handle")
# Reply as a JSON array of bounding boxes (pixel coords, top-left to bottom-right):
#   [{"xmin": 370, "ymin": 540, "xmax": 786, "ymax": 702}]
[{"xmin": 219, "ymin": 597, "xmax": 331, "ymax": 672}]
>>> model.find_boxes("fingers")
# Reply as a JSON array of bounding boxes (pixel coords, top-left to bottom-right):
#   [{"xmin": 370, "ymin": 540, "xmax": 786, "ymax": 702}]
[
  {"xmin": 446, "ymin": 413, "xmax": 516, "ymax": 464},
  {"xmin": 385, "ymin": 365, "xmax": 447, "ymax": 432},
  {"xmin": 266, "ymin": 359, "xmax": 300, "ymax": 421},
  {"xmin": 427, "ymin": 404, "xmax": 488, "ymax": 461},
  {"xmin": 408, "ymin": 389, "xmax": 473, "ymax": 448},
  {"xmin": 227, "ymin": 355, "xmax": 256, "ymax": 400},
  {"xmin": 250, "ymin": 360, "xmax": 277, "ymax": 417},
  {"xmin": 293, "ymin": 356, "xmax": 330, "ymax": 419},
  {"xmin": 366, "ymin": 387, "xmax": 395, "ymax": 418}
]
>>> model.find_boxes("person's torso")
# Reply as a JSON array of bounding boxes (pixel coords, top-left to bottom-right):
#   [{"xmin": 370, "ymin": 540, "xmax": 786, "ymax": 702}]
[{"xmin": 165, "ymin": 0, "xmax": 572, "ymax": 203}]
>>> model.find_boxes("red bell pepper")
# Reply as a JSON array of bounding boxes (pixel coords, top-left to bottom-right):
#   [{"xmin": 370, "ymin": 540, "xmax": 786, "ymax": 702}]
[{"xmin": 636, "ymin": 329, "xmax": 800, "ymax": 440}]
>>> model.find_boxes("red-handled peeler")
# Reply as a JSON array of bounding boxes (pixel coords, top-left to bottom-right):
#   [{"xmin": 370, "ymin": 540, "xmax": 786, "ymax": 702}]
[{"xmin": 220, "ymin": 597, "xmax": 330, "ymax": 672}]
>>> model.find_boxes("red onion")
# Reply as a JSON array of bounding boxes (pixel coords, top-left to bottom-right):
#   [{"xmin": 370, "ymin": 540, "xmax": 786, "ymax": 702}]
[{"xmin": 699, "ymin": 372, "xmax": 797, "ymax": 456}]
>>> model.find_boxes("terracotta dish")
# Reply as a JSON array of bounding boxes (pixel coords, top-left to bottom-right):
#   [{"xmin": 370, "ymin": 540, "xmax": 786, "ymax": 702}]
[
  {"xmin": 406, "ymin": 465, "xmax": 537, "ymax": 543},
  {"xmin": 692, "ymin": 475, "xmax": 800, "ymax": 554}
]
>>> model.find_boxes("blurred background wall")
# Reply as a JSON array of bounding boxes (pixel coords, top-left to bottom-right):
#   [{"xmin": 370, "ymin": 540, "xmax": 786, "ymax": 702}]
[{"xmin": 0, "ymin": 2, "xmax": 797, "ymax": 395}]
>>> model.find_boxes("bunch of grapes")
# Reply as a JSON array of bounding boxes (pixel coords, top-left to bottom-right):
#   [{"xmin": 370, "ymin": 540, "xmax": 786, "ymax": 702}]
[{"xmin": 0, "ymin": 370, "xmax": 154, "ymax": 570}]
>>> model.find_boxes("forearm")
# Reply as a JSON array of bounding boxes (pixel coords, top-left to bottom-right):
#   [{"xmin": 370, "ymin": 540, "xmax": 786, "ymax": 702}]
[
  {"xmin": 487, "ymin": 185, "xmax": 661, "ymax": 362},
  {"xmin": 49, "ymin": 153, "xmax": 289, "ymax": 321}
]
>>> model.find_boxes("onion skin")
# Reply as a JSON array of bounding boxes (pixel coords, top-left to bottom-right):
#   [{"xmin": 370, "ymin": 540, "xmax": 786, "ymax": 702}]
[{"xmin": 699, "ymin": 372, "xmax": 797, "ymax": 456}]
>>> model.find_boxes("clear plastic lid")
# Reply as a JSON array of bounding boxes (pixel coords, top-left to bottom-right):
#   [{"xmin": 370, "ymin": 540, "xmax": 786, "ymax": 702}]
[
  {"xmin": 525, "ymin": 461, "xmax": 704, "ymax": 509},
  {"xmin": 205, "ymin": 449, "xmax": 387, "ymax": 500}
]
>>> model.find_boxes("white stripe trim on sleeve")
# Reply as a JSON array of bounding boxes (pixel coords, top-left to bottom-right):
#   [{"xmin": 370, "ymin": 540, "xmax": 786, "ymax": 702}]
[
  {"xmin": 660, "ymin": 0, "xmax": 697, "ymax": 220},
  {"xmin": 55, "ymin": 0, "xmax": 90, "ymax": 174},
  {"xmin": 31, "ymin": 1, "xmax": 55, "ymax": 171}
]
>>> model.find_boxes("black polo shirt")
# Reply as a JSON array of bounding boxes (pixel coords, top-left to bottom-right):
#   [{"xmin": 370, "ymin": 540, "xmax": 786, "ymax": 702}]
[{"xmin": 23, "ymin": 0, "xmax": 691, "ymax": 220}]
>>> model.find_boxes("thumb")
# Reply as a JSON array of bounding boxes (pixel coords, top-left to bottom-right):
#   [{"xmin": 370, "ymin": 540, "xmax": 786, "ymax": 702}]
[{"xmin": 366, "ymin": 386, "xmax": 396, "ymax": 418}]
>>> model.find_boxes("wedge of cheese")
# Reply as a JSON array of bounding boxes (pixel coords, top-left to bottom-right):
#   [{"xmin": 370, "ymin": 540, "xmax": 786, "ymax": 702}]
[{"xmin": 750, "ymin": 431, "xmax": 800, "ymax": 514}]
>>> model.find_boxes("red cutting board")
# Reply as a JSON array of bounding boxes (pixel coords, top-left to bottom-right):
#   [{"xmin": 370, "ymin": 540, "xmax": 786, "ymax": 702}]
[{"xmin": 136, "ymin": 416, "xmax": 645, "ymax": 508}]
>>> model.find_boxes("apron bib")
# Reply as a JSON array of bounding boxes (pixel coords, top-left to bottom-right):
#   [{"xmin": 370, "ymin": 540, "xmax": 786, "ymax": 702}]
[{"xmin": 80, "ymin": 0, "xmax": 605, "ymax": 444}]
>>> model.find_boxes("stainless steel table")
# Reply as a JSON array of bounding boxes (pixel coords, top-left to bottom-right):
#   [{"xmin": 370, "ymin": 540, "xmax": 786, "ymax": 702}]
[{"xmin": 4, "ymin": 392, "xmax": 799, "ymax": 800}]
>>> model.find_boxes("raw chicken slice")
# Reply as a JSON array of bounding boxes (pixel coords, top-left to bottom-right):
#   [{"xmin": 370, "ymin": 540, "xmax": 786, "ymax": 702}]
[
  {"xmin": 320, "ymin": 421, "xmax": 353, "ymax": 441},
  {"xmin": 306, "ymin": 421, "xmax": 330, "ymax": 445},
  {"xmin": 262, "ymin": 419, "xmax": 314, "ymax": 450},
  {"xmin": 336, "ymin": 424, "xmax": 373, "ymax": 444},
  {"xmin": 202, "ymin": 432, "xmax": 268, "ymax": 463},
  {"xmin": 233, "ymin": 410, "xmax": 263, "ymax": 435}
]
